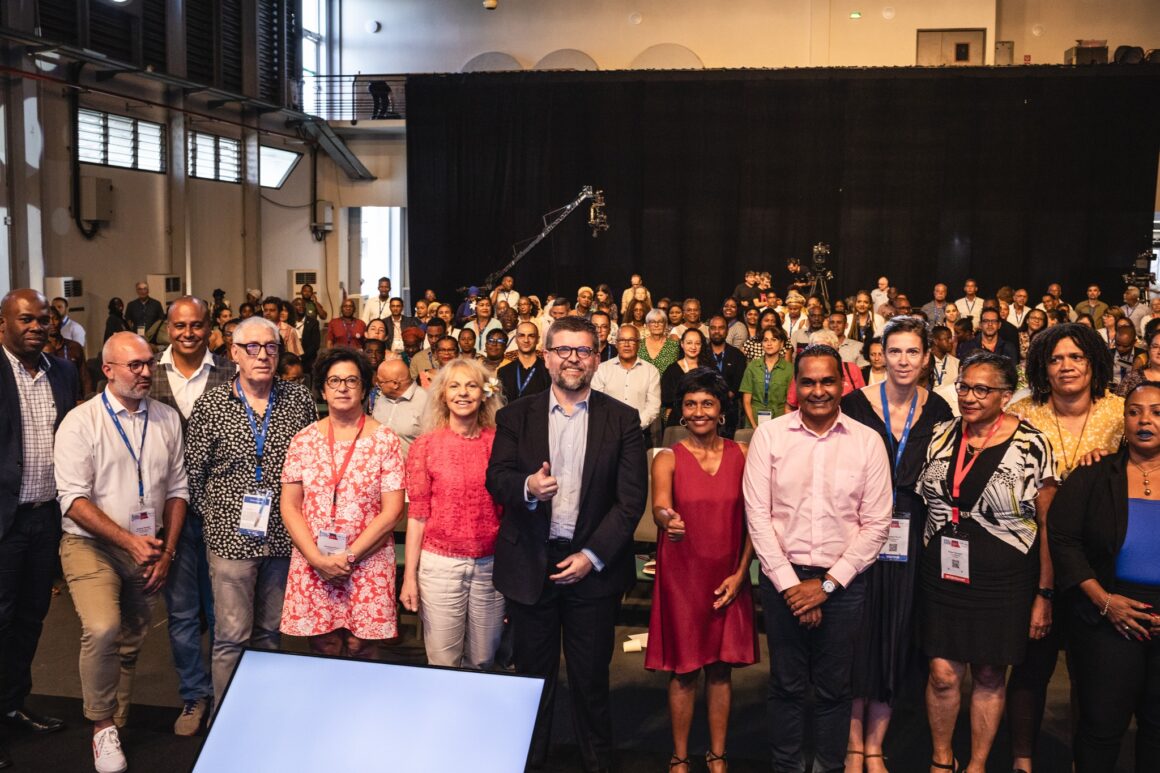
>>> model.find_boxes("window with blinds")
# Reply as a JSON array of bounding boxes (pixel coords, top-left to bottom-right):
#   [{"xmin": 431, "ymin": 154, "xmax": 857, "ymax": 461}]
[
  {"xmin": 188, "ymin": 132, "xmax": 243, "ymax": 183},
  {"xmin": 76, "ymin": 108, "xmax": 166, "ymax": 172}
]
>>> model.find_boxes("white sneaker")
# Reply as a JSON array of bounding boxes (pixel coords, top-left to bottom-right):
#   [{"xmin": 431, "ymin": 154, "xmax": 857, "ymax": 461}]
[{"xmin": 93, "ymin": 725, "xmax": 128, "ymax": 773}]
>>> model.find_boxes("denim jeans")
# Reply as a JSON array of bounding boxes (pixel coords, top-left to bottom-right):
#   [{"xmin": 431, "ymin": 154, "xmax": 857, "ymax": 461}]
[
  {"xmin": 206, "ymin": 552, "xmax": 289, "ymax": 705},
  {"xmin": 163, "ymin": 515, "xmax": 215, "ymax": 702},
  {"xmin": 761, "ymin": 566, "xmax": 866, "ymax": 773}
]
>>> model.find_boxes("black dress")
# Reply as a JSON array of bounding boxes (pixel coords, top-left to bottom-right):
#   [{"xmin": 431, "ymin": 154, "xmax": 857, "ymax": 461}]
[{"xmin": 841, "ymin": 388, "xmax": 953, "ymax": 705}]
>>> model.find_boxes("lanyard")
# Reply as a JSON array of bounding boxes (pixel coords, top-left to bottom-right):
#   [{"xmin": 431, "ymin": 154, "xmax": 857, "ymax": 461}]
[
  {"xmin": 101, "ymin": 392, "xmax": 148, "ymax": 503},
  {"xmin": 517, "ymin": 364, "xmax": 537, "ymax": 396},
  {"xmin": 950, "ymin": 415, "xmax": 1004, "ymax": 525},
  {"xmin": 236, "ymin": 381, "xmax": 275, "ymax": 484},
  {"xmin": 713, "ymin": 350, "xmax": 725, "ymax": 372},
  {"xmin": 328, "ymin": 414, "xmax": 365, "ymax": 522},
  {"xmin": 763, "ymin": 359, "xmax": 778, "ymax": 403},
  {"xmin": 933, "ymin": 357, "xmax": 949, "ymax": 386},
  {"xmin": 880, "ymin": 382, "xmax": 918, "ymax": 500},
  {"xmin": 368, "ymin": 387, "xmax": 378, "ymax": 414}
]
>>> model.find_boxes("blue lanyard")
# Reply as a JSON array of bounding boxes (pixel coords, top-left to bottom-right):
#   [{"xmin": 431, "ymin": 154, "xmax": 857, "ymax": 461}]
[
  {"xmin": 101, "ymin": 392, "xmax": 148, "ymax": 503},
  {"xmin": 713, "ymin": 351, "xmax": 725, "ymax": 372},
  {"xmin": 880, "ymin": 381, "xmax": 918, "ymax": 501},
  {"xmin": 236, "ymin": 381, "xmax": 275, "ymax": 484},
  {"xmin": 932, "ymin": 357, "xmax": 948, "ymax": 386},
  {"xmin": 368, "ymin": 387, "xmax": 378, "ymax": 414},
  {"xmin": 517, "ymin": 365, "xmax": 536, "ymax": 396},
  {"xmin": 763, "ymin": 359, "xmax": 778, "ymax": 404}
]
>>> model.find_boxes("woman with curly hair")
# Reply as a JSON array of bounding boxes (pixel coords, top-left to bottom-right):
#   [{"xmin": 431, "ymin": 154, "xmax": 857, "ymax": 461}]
[{"xmin": 402, "ymin": 357, "xmax": 508, "ymax": 668}]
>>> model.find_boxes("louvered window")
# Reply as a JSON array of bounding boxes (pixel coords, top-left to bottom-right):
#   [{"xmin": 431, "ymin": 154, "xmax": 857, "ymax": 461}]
[
  {"xmin": 188, "ymin": 132, "xmax": 242, "ymax": 183},
  {"xmin": 77, "ymin": 108, "xmax": 167, "ymax": 173}
]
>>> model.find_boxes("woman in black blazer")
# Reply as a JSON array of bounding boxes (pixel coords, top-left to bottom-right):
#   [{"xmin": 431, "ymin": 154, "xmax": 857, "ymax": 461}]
[{"xmin": 1049, "ymin": 379, "xmax": 1160, "ymax": 772}]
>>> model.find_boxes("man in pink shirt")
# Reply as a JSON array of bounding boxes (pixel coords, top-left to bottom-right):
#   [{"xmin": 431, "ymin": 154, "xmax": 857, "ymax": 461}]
[{"xmin": 742, "ymin": 344, "xmax": 893, "ymax": 773}]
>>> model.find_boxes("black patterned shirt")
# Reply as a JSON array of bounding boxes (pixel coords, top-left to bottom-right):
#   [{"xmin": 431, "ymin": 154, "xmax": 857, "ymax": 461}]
[{"xmin": 185, "ymin": 377, "xmax": 317, "ymax": 559}]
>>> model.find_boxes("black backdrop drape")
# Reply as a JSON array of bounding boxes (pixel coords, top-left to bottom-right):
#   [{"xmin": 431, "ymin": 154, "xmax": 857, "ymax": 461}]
[{"xmin": 405, "ymin": 67, "xmax": 1160, "ymax": 309}]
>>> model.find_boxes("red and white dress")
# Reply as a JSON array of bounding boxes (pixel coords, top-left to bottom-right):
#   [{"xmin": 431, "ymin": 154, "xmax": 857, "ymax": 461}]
[{"xmin": 280, "ymin": 424, "xmax": 405, "ymax": 639}]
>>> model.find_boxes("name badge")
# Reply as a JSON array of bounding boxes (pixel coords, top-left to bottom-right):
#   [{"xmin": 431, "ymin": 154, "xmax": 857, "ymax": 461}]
[
  {"xmin": 878, "ymin": 511, "xmax": 910, "ymax": 562},
  {"xmin": 129, "ymin": 508, "xmax": 156, "ymax": 538},
  {"xmin": 757, "ymin": 411, "xmax": 773, "ymax": 425},
  {"xmin": 940, "ymin": 534, "xmax": 970, "ymax": 584},
  {"xmin": 239, "ymin": 491, "xmax": 273, "ymax": 537},
  {"xmin": 316, "ymin": 529, "xmax": 349, "ymax": 556},
  {"xmin": 136, "ymin": 326, "xmax": 146, "ymax": 336}
]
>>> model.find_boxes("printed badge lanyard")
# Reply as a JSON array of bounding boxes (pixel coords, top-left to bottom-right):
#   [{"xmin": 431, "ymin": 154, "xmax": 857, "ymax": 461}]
[
  {"xmin": 102, "ymin": 392, "xmax": 149, "ymax": 505},
  {"xmin": 880, "ymin": 382, "xmax": 917, "ymax": 507},
  {"xmin": 950, "ymin": 415, "xmax": 1004, "ymax": 534},
  {"xmin": 236, "ymin": 381, "xmax": 275, "ymax": 485},
  {"xmin": 516, "ymin": 365, "xmax": 537, "ymax": 397},
  {"xmin": 327, "ymin": 414, "xmax": 365, "ymax": 527}
]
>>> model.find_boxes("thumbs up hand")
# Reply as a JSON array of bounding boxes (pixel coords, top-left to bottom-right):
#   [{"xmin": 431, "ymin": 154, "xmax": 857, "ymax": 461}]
[{"xmin": 527, "ymin": 461, "xmax": 559, "ymax": 501}]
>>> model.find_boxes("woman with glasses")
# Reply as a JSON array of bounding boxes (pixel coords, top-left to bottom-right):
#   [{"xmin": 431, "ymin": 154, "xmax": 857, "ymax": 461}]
[
  {"xmin": 639, "ymin": 308, "xmax": 681, "ymax": 375},
  {"xmin": 1049, "ymin": 380, "xmax": 1160, "ymax": 771},
  {"xmin": 662, "ymin": 329, "xmax": 712, "ymax": 427},
  {"xmin": 625, "ymin": 298, "xmax": 651, "ymax": 334},
  {"xmin": 742, "ymin": 309, "xmax": 782, "ymax": 361},
  {"xmin": 916, "ymin": 351, "xmax": 1057, "ymax": 773},
  {"xmin": 419, "ymin": 335, "xmax": 462, "ymax": 389},
  {"xmin": 841, "ymin": 317, "xmax": 953, "ymax": 773},
  {"xmin": 1019, "ymin": 309, "xmax": 1050, "ymax": 363},
  {"xmin": 1003, "ymin": 323, "xmax": 1121, "ymax": 773},
  {"xmin": 1118, "ymin": 328, "xmax": 1160, "ymax": 398},
  {"xmin": 279, "ymin": 347, "xmax": 406, "ymax": 659},
  {"xmin": 402, "ymin": 357, "xmax": 507, "ymax": 668}
]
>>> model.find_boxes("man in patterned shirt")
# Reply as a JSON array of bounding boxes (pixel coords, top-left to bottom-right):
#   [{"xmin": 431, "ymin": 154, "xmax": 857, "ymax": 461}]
[
  {"xmin": 185, "ymin": 316, "xmax": 316, "ymax": 707},
  {"xmin": 0, "ymin": 290, "xmax": 78, "ymax": 766}
]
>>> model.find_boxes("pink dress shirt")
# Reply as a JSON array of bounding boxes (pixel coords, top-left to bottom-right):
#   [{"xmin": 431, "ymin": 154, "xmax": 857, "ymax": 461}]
[{"xmin": 742, "ymin": 409, "xmax": 894, "ymax": 592}]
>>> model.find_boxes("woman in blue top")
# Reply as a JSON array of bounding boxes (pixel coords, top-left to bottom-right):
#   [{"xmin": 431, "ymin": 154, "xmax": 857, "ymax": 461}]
[{"xmin": 1050, "ymin": 379, "xmax": 1160, "ymax": 772}]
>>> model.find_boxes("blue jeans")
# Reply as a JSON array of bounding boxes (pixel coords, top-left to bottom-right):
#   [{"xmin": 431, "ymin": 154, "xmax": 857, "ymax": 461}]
[
  {"xmin": 163, "ymin": 516, "xmax": 214, "ymax": 702},
  {"xmin": 761, "ymin": 566, "xmax": 866, "ymax": 773}
]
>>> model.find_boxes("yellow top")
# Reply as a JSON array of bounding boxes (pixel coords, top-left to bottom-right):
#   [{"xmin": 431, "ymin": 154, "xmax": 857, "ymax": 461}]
[{"xmin": 1007, "ymin": 392, "xmax": 1124, "ymax": 481}]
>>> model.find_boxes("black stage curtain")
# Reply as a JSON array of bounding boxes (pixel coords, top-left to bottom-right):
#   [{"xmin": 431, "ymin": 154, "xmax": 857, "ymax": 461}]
[{"xmin": 406, "ymin": 67, "xmax": 1160, "ymax": 309}]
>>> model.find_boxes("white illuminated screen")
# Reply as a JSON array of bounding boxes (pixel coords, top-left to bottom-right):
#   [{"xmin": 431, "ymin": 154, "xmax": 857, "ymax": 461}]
[{"xmin": 193, "ymin": 650, "xmax": 544, "ymax": 772}]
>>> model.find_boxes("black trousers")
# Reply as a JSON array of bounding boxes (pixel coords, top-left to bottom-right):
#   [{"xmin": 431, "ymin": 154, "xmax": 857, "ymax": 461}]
[
  {"xmin": 0, "ymin": 502, "xmax": 61, "ymax": 713},
  {"xmin": 505, "ymin": 540, "xmax": 620, "ymax": 773},
  {"xmin": 1069, "ymin": 612, "xmax": 1160, "ymax": 772}
]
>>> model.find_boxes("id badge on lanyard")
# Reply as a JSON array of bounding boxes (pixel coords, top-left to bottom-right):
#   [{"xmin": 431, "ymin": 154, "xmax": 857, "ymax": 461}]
[
  {"xmin": 943, "ymin": 416, "xmax": 1002, "ymax": 584},
  {"xmin": 316, "ymin": 529, "xmax": 349, "ymax": 556},
  {"xmin": 878, "ymin": 383, "xmax": 917, "ymax": 562},
  {"xmin": 879, "ymin": 512, "xmax": 910, "ymax": 562},
  {"xmin": 239, "ymin": 491, "xmax": 273, "ymax": 537},
  {"xmin": 129, "ymin": 508, "xmax": 157, "ymax": 537}
]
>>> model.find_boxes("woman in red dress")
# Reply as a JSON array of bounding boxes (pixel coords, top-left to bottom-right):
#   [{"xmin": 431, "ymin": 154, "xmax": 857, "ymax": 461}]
[
  {"xmin": 279, "ymin": 347, "xmax": 406, "ymax": 658},
  {"xmin": 646, "ymin": 367, "xmax": 758, "ymax": 773}
]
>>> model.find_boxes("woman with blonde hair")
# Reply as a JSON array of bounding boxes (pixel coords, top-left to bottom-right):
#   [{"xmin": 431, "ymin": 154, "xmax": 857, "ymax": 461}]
[{"xmin": 402, "ymin": 357, "xmax": 508, "ymax": 668}]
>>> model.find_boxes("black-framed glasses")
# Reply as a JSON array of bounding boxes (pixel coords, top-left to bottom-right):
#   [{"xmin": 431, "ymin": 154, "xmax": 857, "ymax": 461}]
[
  {"xmin": 325, "ymin": 375, "xmax": 362, "ymax": 390},
  {"xmin": 954, "ymin": 381, "xmax": 1010, "ymax": 399},
  {"xmin": 547, "ymin": 345, "xmax": 595, "ymax": 360},
  {"xmin": 107, "ymin": 360, "xmax": 154, "ymax": 374},
  {"xmin": 234, "ymin": 342, "xmax": 279, "ymax": 357}
]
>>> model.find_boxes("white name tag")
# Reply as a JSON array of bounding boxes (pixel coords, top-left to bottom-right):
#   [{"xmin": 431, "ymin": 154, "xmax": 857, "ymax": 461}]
[
  {"xmin": 129, "ymin": 508, "xmax": 156, "ymax": 538},
  {"xmin": 757, "ymin": 411, "xmax": 773, "ymax": 425},
  {"xmin": 878, "ymin": 513, "xmax": 910, "ymax": 562},
  {"xmin": 316, "ymin": 529, "xmax": 349, "ymax": 556},
  {"xmin": 239, "ymin": 491, "xmax": 273, "ymax": 537},
  {"xmin": 940, "ymin": 534, "xmax": 970, "ymax": 584}
]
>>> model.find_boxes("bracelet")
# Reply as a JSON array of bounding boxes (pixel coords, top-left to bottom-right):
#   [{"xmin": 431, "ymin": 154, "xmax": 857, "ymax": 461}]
[{"xmin": 1100, "ymin": 594, "xmax": 1112, "ymax": 616}]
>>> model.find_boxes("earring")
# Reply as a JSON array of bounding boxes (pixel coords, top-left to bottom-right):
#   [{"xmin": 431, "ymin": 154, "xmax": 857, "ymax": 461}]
[
  {"xmin": 679, "ymin": 418, "xmax": 688, "ymax": 427},
  {"xmin": 718, "ymin": 416, "xmax": 726, "ymax": 425}
]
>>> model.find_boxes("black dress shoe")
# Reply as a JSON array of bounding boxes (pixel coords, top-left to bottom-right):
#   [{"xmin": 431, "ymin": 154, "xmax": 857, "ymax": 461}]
[
  {"xmin": 2, "ymin": 708, "xmax": 64, "ymax": 734},
  {"xmin": 0, "ymin": 742, "xmax": 11, "ymax": 769}
]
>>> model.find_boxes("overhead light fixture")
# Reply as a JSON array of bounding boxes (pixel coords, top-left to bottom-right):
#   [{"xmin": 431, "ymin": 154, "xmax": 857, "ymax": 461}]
[
  {"xmin": 850, "ymin": 11, "xmax": 863, "ymax": 19},
  {"xmin": 483, "ymin": 0, "xmax": 497, "ymax": 8}
]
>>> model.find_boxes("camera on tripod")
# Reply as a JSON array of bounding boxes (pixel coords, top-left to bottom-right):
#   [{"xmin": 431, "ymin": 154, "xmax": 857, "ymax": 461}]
[{"xmin": 1122, "ymin": 251, "xmax": 1156, "ymax": 293}]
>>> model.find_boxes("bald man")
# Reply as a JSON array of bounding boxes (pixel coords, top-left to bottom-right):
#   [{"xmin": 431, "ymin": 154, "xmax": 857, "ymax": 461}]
[
  {"xmin": 370, "ymin": 358, "xmax": 428, "ymax": 457},
  {"xmin": 0, "ymin": 290, "xmax": 78, "ymax": 758}
]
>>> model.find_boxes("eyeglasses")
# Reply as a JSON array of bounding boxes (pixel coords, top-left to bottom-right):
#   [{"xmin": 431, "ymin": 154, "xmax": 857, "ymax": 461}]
[
  {"xmin": 234, "ymin": 342, "xmax": 280, "ymax": 357},
  {"xmin": 107, "ymin": 360, "xmax": 154, "ymax": 374},
  {"xmin": 616, "ymin": 338, "xmax": 639, "ymax": 345},
  {"xmin": 325, "ymin": 375, "xmax": 362, "ymax": 390},
  {"xmin": 954, "ymin": 381, "xmax": 1010, "ymax": 399},
  {"xmin": 980, "ymin": 318, "xmax": 1000, "ymax": 325},
  {"xmin": 547, "ymin": 345, "xmax": 595, "ymax": 360},
  {"xmin": 486, "ymin": 338, "xmax": 507, "ymax": 345}
]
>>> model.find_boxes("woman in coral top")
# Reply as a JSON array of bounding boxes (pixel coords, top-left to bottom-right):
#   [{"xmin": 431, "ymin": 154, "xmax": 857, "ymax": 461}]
[
  {"xmin": 403, "ymin": 357, "xmax": 507, "ymax": 668},
  {"xmin": 280, "ymin": 347, "xmax": 406, "ymax": 658}
]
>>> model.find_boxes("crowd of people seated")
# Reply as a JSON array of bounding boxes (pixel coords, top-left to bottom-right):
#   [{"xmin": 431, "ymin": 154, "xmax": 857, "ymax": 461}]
[{"xmin": 1, "ymin": 268, "xmax": 1158, "ymax": 773}]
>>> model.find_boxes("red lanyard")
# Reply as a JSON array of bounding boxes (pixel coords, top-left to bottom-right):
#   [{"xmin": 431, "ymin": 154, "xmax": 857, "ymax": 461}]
[
  {"xmin": 951, "ymin": 415, "xmax": 1004, "ymax": 524},
  {"xmin": 328, "ymin": 414, "xmax": 366, "ymax": 521}
]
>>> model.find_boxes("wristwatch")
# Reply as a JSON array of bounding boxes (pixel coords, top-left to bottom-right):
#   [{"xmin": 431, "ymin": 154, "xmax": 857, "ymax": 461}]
[
  {"xmin": 346, "ymin": 552, "xmax": 359, "ymax": 565},
  {"xmin": 821, "ymin": 578, "xmax": 837, "ymax": 595},
  {"xmin": 1036, "ymin": 587, "xmax": 1055, "ymax": 600}
]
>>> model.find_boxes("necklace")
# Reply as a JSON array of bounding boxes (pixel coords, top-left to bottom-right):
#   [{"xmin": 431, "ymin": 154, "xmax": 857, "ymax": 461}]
[
  {"xmin": 1130, "ymin": 459, "xmax": 1160, "ymax": 497},
  {"xmin": 1051, "ymin": 399, "xmax": 1091, "ymax": 473}
]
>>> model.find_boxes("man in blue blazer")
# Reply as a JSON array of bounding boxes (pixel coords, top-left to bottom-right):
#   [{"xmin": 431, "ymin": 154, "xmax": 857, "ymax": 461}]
[
  {"xmin": 487, "ymin": 316, "xmax": 647, "ymax": 773},
  {"xmin": 0, "ymin": 289, "xmax": 78, "ymax": 765}
]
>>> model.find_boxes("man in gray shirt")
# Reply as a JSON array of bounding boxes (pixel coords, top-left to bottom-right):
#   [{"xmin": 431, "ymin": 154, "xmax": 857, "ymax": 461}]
[{"xmin": 370, "ymin": 358, "xmax": 428, "ymax": 458}]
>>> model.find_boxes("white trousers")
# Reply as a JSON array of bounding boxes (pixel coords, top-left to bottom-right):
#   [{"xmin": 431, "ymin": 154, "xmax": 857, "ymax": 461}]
[{"xmin": 417, "ymin": 550, "xmax": 506, "ymax": 669}]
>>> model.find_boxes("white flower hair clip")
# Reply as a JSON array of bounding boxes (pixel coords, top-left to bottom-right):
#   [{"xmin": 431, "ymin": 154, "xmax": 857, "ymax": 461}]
[{"xmin": 483, "ymin": 377, "xmax": 500, "ymax": 398}]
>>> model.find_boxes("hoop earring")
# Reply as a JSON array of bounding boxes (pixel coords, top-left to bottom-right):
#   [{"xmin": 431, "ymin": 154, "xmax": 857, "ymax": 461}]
[
  {"xmin": 718, "ymin": 416, "xmax": 726, "ymax": 425},
  {"xmin": 679, "ymin": 418, "xmax": 688, "ymax": 427}
]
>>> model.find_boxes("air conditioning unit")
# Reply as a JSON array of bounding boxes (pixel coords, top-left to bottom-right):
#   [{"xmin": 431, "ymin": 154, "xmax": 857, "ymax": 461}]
[
  {"xmin": 146, "ymin": 274, "xmax": 184, "ymax": 304},
  {"xmin": 44, "ymin": 276, "xmax": 85, "ymax": 311},
  {"xmin": 288, "ymin": 269, "xmax": 319, "ymax": 298}
]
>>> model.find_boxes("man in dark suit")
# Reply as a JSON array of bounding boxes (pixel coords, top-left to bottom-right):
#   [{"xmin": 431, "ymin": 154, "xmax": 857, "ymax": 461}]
[
  {"xmin": 149, "ymin": 296, "xmax": 235, "ymax": 735},
  {"xmin": 486, "ymin": 316, "xmax": 647, "ymax": 773},
  {"xmin": 706, "ymin": 315, "xmax": 748, "ymax": 437},
  {"xmin": 124, "ymin": 281, "xmax": 165, "ymax": 343},
  {"xmin": 0, "ymin": 289, "xmax": 78, "ymax": 764}
]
